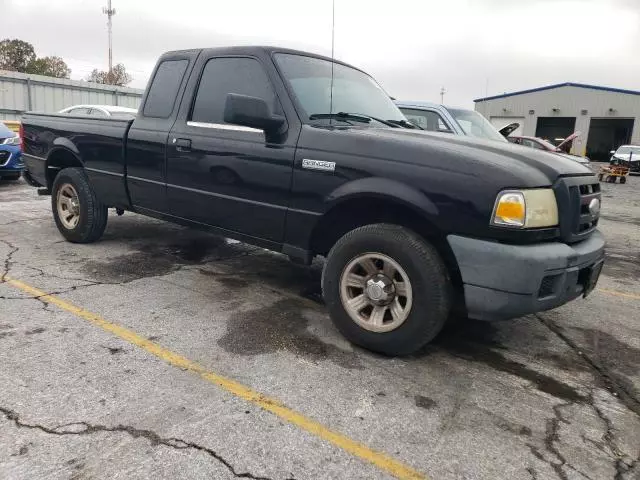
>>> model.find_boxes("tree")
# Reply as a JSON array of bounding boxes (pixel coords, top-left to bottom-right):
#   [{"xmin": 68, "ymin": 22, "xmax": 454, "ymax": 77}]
[
  {"xmin": 85, "ymin": 63, "xmax": 132, "ymax": 86},
  {"xmin": 25, "ymin": 56, "xmax": 71, "ymax": 78},
  {"xmin": 0, "ymin": 39, "xmax": 36, "ymax": 72},
  {"xmin": 0, "ymin": 38, "xmax": 70, "ymax": 78}
]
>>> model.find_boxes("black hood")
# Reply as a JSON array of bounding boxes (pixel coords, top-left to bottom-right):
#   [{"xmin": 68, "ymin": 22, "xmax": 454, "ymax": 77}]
[{"xmin": 335, "ymin": 127, "xmax": 593, "ymax": 186}]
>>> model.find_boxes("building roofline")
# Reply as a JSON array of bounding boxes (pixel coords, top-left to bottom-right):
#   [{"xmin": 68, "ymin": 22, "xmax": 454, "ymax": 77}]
[{"xmin": 473, "ymin": 82, "xmax": 640, "ymax": 102}]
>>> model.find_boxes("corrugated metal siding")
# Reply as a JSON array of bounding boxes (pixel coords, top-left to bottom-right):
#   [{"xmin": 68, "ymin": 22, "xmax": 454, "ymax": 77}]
[
  {"xmin": 0, "ymin": 69, "xmax": 144, "ymax": 121},
  {"xmin": 475, "ymin": 85, "xmax": 640, "ymax": 153}
]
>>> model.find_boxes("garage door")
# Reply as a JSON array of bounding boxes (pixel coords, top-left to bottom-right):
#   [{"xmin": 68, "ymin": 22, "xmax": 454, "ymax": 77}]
[{"xmin": 490, "ymin": 117, "xmax": 525, "ymax": 136}]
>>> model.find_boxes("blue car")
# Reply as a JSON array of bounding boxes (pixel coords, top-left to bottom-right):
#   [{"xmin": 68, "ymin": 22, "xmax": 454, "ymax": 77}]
[{"xmin": 0, "ymin": 122, "xmax": 23, "ymax": 180}]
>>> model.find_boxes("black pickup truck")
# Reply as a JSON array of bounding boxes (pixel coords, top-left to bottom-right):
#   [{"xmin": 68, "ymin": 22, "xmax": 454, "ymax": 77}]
[{"xmin": 21, "ymin": 46, "xmax": 605, "ymax": 355}]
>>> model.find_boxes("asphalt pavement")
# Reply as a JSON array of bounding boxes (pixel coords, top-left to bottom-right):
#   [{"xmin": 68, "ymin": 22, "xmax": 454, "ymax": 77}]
[{"xmin": 0, "ymin": 173, "xmax": 639, "ymax": 480}]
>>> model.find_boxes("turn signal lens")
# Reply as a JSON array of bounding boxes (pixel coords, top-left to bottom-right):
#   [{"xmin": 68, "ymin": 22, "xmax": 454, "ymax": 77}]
[{"xmin": 493, "ymin": 192, "xmax": 526, "ymax": 227}]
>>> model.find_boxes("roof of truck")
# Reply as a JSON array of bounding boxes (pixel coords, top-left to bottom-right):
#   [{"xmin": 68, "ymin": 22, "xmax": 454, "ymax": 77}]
[{"xmin": 162, "ymin": 45, "xmax": 364, "ymax": 72}]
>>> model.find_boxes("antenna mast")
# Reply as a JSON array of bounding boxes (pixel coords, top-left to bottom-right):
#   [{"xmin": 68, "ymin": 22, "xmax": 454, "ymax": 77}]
[
  {"xmin": 440, "ymin": 86, "xmax": 447, "ymax": 104},
  {"xmin": 102, "ymin": 0, "xmax": 116, "ymax": 82},
  {"xmin": 329, "ymin": 0, "xmax": 335, "ymax": 119}
]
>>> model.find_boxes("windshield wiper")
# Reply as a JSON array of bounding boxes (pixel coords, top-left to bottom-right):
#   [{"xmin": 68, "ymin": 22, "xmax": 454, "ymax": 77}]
[
  {"xmin": 309, "ymin": 112, "xmax": 399, "ymax": 128},
  {"xmin": 387, "ymin": 119, "xmax": 423, "ymax": 130}
]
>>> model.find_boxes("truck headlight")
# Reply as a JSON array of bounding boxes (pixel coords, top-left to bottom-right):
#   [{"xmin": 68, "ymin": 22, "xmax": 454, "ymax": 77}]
[{"xmin": 491, "ymin": 189, "xmax": 558, "ymax": 228}]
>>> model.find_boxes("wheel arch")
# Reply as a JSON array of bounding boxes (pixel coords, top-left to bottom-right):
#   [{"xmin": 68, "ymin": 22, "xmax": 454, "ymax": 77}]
[
  {"xmin": 308, "ymin": 179, "xmax": 463, "ymax": 298},
  {"xmin": 310, "ymin": 177, "xmax": 441, "ymax": 256},
  {"xmin": 45, "ymin": 146, "xmax": 84, "ymax": 190}
]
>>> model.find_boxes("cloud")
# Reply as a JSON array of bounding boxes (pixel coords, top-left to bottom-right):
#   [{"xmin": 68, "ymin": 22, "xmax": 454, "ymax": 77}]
[{"xmin": 3, "ymin": 0, "xmax": 639, "ymax": 105}]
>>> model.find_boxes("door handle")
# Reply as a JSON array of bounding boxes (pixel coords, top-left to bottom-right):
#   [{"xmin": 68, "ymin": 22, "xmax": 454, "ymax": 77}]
[{"xmin": 172, "ymin": 138, "xmax": 191, "ymax": 152}]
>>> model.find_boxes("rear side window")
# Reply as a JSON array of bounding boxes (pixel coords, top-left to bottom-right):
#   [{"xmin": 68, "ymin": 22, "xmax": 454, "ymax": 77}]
[
  {"xmin": 190, "ymin": 57, "xmax": 281, "ymax": 124},
  {"xmin": 143, "ymin": 59, "xmax": 188, "ymax": 118}
]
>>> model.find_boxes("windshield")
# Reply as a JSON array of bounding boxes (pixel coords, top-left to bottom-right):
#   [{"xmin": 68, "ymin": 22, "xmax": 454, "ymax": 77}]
[
  {"xmin": 616, "ymin": 146, "xmax": 640, "ymax": 156},
  {"xmin": 448, "ymin": 108, "xmax": 507, "ymax": 142},
  {"xmin": 275, "ymin": 53, "xmax": 405, "ymax": 125}
]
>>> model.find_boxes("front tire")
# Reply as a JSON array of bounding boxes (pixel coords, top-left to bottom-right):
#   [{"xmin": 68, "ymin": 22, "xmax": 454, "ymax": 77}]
[
  {"xmin": 322, "ymin": 224, "xmax": 452, "ymax": 356},
  {"xmin": 51, "ymin": 167, "xmax": 108, "ymax": 243}
]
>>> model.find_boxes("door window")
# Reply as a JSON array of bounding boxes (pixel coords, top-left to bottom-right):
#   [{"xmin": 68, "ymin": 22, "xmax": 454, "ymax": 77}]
[
  {"xmin": 190, "ymin": 57, "xmax": 281, "ymax": 124},
  {"xmin": 399, "ymin": 108, "xmax": 452, "ymax": 133}
]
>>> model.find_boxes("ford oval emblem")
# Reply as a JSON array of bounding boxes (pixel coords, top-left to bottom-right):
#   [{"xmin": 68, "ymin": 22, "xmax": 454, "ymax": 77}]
[{"xmin": 588, "ymin": 198, "xmax": 601, "ymax": 216}]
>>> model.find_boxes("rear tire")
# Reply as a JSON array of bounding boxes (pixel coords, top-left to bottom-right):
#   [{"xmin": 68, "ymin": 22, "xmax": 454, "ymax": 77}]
[
  {"xmin": 51, "ymin": 167, "xmax": 108, "ymax": 243},
  {"xmin": 620, "ymin": 176, "xmax": 627, "ymax": 184},
  {"xmin": 322, "ymin": 223, "xmax": 452, "ymax": 356}
]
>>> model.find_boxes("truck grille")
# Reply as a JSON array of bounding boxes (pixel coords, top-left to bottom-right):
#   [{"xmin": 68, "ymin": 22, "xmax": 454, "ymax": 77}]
[{"xmin": 553, "ymin": 176, "xmax": 601, "ymax": 244}]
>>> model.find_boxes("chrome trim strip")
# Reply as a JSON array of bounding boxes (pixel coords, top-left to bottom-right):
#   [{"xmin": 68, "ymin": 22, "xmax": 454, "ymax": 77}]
[
  {"xmin": 186, "ymin": 121, "xmax": 262, "ymax": 134},
  {"xmin": 127, "ymin": 175, "xmax": 165, "ymax": 186},
  {"xmin": 0, "ymin": 152, "xmax": 11, "ymax": 167},
  {"xmin": 24, "ymin": 153, "xmax": 47, "ymax": 162},
  {"xmin": 288, "ymin": 207, "xmax": 322, "ymax": 217},
  {"xmin": 85, "ymin": 167, "xmax": 124, "ymax": 177},
  {"xmin": 166, "ymin": 182, "xmax": 287, "ymax": 211}
]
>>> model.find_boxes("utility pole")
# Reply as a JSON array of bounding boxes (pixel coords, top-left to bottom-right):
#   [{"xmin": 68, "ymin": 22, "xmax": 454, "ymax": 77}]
[
  {"xmin": 440, "ymin": 86, "xmax": 446, "ymax": 104},
  {"xmin": 102, "ymin": 0, "xmax": 116, "ymax": 83}
]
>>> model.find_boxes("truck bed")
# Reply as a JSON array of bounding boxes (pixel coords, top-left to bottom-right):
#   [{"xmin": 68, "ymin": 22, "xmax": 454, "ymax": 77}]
[{"xmin": 22, "ymin": 112, "xmax": 133, "ymax": 207}]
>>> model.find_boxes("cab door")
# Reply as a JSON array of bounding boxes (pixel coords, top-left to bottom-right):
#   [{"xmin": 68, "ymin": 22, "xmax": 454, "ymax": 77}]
[{"xmin": 165, "ymin": 55, "xmax": 297, "ymax": 243}]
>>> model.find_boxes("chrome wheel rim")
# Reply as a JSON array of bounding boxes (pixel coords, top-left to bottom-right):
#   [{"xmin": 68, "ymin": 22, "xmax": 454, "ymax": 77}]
[
  {"xmin": 339, "ymin": 252, "xmax": 413, "ymax": 333},
  {"xmin": 56, "ymin": 184, "xmax": 80, "ymax": 229}
]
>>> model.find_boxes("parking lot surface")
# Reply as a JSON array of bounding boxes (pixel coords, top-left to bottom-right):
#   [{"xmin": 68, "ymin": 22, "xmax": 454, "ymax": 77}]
[{"xmin": 1, "ymin": 173, "xmax": 639, "ymax": 480}]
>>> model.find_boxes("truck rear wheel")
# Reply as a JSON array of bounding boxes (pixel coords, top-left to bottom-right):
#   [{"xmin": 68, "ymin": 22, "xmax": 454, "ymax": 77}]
[
  {"xmin": 51, "ymin": 167, "xmax": 108, "ymax": 243},
  {"xmin": 322, "ymin": 223, "xmax": 451, "ymax": 356}
]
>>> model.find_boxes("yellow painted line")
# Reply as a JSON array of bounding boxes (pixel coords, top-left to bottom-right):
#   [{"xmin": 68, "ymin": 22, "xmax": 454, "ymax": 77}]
[
  {"xmin": 598, "ymin": 288, "xmax": 640, "ymax": 301},
  {"xmin": 3, "ymin": 276, "xmax": 425, "ymax": 480}
]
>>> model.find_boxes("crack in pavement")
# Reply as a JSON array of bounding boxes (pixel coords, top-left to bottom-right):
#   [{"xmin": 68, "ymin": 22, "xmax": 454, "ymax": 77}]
[
  {"xmin": 536, "ymin": 314, "xmax": 639, "ymax": 479},
  {"xmin": 544, "ymin": 402, "xmax": 572, "ymax": 480},
  {"xmin": 0, "ymin": 406, "xmax": 283, "ymax": 480},
  {"xmin": 588, "ymin": 391, "xmax": 637, "ymax": 480},
  {"xmin": 536, "ymin": 314, "xmax": 640, "ymax": 417},
  {"xmin": 0, "ymin": 238, "xmax": 18, "ymax": 282},
  {"xmin": 0, "ymin": 216, "xmax": 51, "ymax": 227},
  {"xmin": 527, "ymin": 402, "xmax": 596, "ymax": 480}
]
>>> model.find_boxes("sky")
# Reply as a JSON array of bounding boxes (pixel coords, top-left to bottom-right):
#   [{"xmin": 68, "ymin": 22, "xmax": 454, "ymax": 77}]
[{"xmin": 3, "ymin": 0, "xmax": 639, "ymax": 107}]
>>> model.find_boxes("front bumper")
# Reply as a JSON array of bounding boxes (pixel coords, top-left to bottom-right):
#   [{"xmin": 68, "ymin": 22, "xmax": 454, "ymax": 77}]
[{"xmin": 448, "ymin": 230, "xmax": 605, "ymax": 321}]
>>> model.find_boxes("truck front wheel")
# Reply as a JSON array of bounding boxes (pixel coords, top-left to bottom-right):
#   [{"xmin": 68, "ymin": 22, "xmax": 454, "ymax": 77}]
[
  {"xmin": 322, "ymin": 224, "xmax": 452, "ymax": 356},
  {"xmin": 51, "ymin": 167, "xmax": 108, "ymax": 243}
]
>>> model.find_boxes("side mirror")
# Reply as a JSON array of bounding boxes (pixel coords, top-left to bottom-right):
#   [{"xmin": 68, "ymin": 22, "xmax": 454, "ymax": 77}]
[
  {"xmin": 224, "ymin": 94, "xmax": 285, "ymax": 134},
  {"xmin": 609, "ymin": 150, "xmax": 615, "ymax": 155}
]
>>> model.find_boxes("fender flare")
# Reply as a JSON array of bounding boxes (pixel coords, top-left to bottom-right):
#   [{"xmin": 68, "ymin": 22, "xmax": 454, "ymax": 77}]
[
  {"xmin": 50, "ymin": 137, "xmax": 81, "ymax": 158},
  {"xmin": 44, "ymin": 142, "xmax": 84, "ymax": 188},
  {"xmin": 324, "ymin": 176, "xmax": 440, "ymax": 222}
]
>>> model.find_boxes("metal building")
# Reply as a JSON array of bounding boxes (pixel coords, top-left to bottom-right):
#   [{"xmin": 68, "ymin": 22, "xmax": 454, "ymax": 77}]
[
  {"xmin": 474, "ymin": 83, "xmax": 640, "ymax": 160},
  {"xmin": 0, "ymin": 70, "xmax": 144, "ymax": 121}
]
